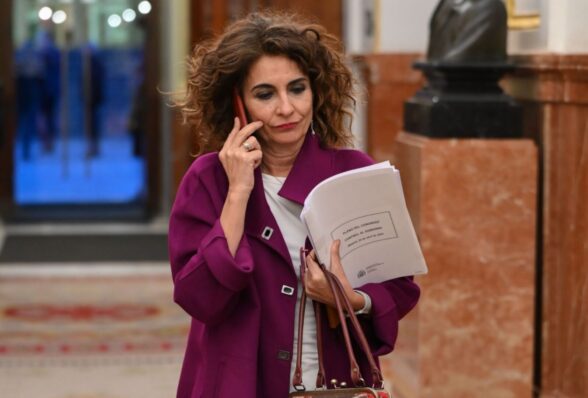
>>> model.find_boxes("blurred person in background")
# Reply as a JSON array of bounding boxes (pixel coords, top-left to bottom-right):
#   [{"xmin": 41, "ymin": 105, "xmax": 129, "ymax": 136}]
[
  {"xmin": 15, "ymin": 23, "xmax": 45, "ymax": 160},
  {"xmin": 38, "ymin": 26, "xmax": 61, "ymax": 153}
]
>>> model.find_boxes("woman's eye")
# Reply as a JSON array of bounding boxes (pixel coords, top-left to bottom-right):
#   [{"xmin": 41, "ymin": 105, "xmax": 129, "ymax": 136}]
[
  {"xmin": 290, "ymin": 85, "xmax": 306, "ymax": 94},
  {"xmin": 255, "ymin": 91, "xmax": 273, "ymax": 100}
]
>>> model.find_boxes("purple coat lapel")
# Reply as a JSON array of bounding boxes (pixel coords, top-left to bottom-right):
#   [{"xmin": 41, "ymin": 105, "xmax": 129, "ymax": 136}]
[{"xmin": 244, "ymin": 133, "xmax": 336, "ymax": 269}]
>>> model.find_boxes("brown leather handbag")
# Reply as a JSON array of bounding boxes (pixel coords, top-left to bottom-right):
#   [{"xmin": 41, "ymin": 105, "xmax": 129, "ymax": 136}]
[{"xmin": 289, "ymin": 249, "xmax": 392, "ymax": 398}]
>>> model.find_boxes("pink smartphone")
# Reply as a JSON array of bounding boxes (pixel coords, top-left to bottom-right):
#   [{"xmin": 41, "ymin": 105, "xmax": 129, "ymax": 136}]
[{"xmin": 232, "ymin": 87, "xmax": 248, "ymax": 126}]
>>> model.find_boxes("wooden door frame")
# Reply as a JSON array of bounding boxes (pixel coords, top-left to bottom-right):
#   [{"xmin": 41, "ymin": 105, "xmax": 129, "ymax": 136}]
[
  {"xmin": 0, "ymin": 1, "xmax": 15, "ymax": 215},
  {"xmin": 144, "ymin": 0, "xmax": 162, "ymax": 217}
]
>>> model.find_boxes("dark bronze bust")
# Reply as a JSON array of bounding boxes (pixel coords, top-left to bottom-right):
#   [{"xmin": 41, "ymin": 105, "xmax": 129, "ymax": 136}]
[
  {"xmin": 403, "ymin": 0, "xmax": 521, "ymax": 138},
  {"xmin": 427, "ymin": 0, "xmax": 507, "ymax": 63}
]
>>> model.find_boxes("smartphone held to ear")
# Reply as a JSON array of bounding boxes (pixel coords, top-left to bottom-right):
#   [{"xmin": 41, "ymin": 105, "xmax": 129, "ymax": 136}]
[{"xmin": 232, "ymin": 87, "xmax": 249, "ymax": 126}]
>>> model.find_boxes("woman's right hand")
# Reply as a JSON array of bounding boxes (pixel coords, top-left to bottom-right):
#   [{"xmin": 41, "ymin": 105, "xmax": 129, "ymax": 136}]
[{"xmin": 219, "ymin": 117, "xmax": 263, "ymax": 196}]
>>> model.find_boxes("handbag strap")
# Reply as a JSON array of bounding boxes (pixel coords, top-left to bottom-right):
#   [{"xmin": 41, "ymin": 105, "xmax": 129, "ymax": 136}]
[
  {"xmin": 321, "ymin": 265, "xmax": 364, "ymax": 386},
  {"xmin": 313, "ymin": 300, "xmax": 327, "ymax": 388},
  {"xmin": 292, "ymin": 286, "xmax": 307, "ymax": 391},
  {"xmin": 293, "ymin": 249, "xmax": 327, "ymax": 391},
  {"xmin": 292, "ymin": 248, "xmax": 385, "ymax": 390},
  {"xmin": 324, "ymin": 269, "xmax": 385, "ymax": 388},
  {"xmin": 292, "ymin": 291, "xmax": 329, "ymax": 390}
]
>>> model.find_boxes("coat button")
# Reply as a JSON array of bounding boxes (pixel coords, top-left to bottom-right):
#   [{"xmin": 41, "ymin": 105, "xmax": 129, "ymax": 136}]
[
  {"xmin": 277, "ymin": 350, "xmax": 291, "ymax": 361},
  {"xmin": 261, "ymin": 226, "xmax": 274, "ymax": 240},
  {"xmin": 281, "ymin": 285, "xmax": 294, "ymax": 296}
]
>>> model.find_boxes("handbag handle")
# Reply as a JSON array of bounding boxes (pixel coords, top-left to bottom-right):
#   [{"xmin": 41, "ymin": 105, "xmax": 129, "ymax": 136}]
[
  {"xmin": 322, "ymin": 265, "xmax": 364, "ymax": 386},
  {"xmin": 312, "ymin": 299, "xmax": 327, "ymax": 388},
  {"xmin": 292, "ymin": 248, "xmax": 385, "ymax": 391},
  {"xmin": 324, "ymin": 269, "xmax": 385, "ymax": 388},
  {"xmin": 293, "ymin": 249, "xmax": 327, "ymax": 391}
]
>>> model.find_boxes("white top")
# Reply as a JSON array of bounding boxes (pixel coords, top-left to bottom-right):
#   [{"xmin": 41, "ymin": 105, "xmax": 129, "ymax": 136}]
[{"xmin": 262, "ymin": 173, "xmax": 319, "ymax": 392}]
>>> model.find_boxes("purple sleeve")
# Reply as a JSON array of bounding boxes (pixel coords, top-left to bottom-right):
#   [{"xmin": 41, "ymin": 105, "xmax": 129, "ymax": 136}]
[
  {"xmin": 357, "ymin": 277, "xmax": 420, "ymax": 355},
  {"xmin": 168, "ymin": 166, "xmax": 255, "ymax": 325}
]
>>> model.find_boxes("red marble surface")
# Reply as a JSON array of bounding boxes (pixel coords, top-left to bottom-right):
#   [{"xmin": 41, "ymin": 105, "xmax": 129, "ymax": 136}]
[
  {"xmin": 391, "ymin": 133, "xmax": 538, "ymax": 398},
  {"xmin": 353, "ymin": 53, "xmax": 424, "ymax": 163},
  {"xmin": 503, "ymin": 54, "xmax": 588, "ymax": 398}
]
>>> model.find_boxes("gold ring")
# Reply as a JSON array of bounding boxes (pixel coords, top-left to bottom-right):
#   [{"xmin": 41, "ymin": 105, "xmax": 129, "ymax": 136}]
[{"xmin": 243, "ymin": 142, "xmax": 253, "ymax": 151}]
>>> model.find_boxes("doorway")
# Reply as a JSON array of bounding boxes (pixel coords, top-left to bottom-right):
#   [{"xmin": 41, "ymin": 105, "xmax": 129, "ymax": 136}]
[{"xmin": 3, "ymin": 0, "xmax": 160, "ymax": 220}]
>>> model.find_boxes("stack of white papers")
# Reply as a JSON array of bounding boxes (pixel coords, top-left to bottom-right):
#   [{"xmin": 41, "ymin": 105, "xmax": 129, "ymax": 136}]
[{"xmin": 301, "ymin": 161, "xmax": 428, "ymax": 288}]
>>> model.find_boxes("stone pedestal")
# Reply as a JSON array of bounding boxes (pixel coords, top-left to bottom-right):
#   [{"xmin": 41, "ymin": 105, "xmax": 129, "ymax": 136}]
[
  {"xmin": 403, "ymin": 62, "xmax": 522, "ymax": 138},
  {"xmin": 386, "ymin": 132, "xmax": 537, "ymax": 398}
]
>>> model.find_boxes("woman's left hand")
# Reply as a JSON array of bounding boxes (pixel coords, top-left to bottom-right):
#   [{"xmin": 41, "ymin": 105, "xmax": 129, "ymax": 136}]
[{"xmin": 304, "ymin": 240, "xmax": 365, "ymax": 311}]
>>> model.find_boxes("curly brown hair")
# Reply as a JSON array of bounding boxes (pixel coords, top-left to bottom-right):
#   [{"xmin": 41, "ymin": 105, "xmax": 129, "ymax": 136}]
[{"xmin": 177, "ymin": 11, "xmax": 356, "ymax": 154}]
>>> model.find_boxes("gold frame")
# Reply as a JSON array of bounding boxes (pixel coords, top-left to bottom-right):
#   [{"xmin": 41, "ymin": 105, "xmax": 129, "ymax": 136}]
[
  {"xmin": 506, "ymin": 0, "xmax": 541, "ymax": 30},
  {"xmin": 374, "ymin": 0, "xmax": 381, "ymax": 52}
]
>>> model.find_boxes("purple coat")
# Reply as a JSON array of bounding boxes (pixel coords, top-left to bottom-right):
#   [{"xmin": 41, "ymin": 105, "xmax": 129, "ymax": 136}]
[{"xmin": 168, "ymin": 133, "xmax": 420, "ymax": 397}]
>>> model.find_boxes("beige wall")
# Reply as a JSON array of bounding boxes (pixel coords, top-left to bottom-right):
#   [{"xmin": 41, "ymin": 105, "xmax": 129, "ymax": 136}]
[
  {"xmin": 376, "ymin": 0, "xmax": 437, "ymax": 53},
  {"xmin": 349, "ymin": 0, "xmax": 588, "ymax": 55},
  {"xmin": 509, "ymin": 0, "xmax": 588, "ymax": 53},
  {"xmin": 344, "ymin": 0, "xmax": 437, "ymax": 54}
]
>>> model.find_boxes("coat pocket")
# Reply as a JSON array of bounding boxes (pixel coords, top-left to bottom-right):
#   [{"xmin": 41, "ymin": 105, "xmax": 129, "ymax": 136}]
[{"xmin": 212, "ymin": 355, "xmax": 256, "ymax": 398}]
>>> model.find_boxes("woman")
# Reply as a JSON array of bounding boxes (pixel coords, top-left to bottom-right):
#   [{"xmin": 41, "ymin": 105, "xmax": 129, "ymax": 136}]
[{"xmin": 169, "ymin": 11, "xmax": 420, "ymax": 397}]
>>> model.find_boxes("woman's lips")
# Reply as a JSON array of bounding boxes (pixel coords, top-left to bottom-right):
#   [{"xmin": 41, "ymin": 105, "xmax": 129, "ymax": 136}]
[{"xmin": 274, "ymin": 122, "xmax": 298, "ymax": 130}]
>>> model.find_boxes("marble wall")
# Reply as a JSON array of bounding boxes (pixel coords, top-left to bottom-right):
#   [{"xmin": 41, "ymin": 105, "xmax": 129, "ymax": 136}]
[
  {"xmin": 353, "ymin": 54, "xmax": 424, "ymax": 163},
  {"xmin": 503, "ymin": 54, "xmax": 588, "ymax": 398},
  {"xmin": 394, "ymin": 133, "xmax": 537, "ymax": 398}
]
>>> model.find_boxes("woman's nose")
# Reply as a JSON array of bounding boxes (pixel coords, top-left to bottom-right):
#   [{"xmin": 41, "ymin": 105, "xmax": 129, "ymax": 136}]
[{"xmin": 276, "ymin": 94, "xmax": 294, "ymax": 115}]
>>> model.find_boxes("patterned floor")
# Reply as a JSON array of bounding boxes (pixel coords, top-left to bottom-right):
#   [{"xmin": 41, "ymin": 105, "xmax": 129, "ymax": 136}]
[
  {"xmin": 0, "ymin": 264, "xmax": 188, "ymax": 398},
  {"xmin": 0, "ymin": 263, "xmax": 418, "ymax": 398}
]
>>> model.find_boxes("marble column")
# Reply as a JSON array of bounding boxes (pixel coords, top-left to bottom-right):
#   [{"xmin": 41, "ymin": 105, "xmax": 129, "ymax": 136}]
[
  {"xmin": 389, "ymin": 132, "xmax": 537, "ymax": 398},
  {"xmin": 352, "ymin": 54, "xmax": 424, "ymax": 163},
  {"xmin": 503, "ymin": 54, "xmax": 588, "ymax": 398}
]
